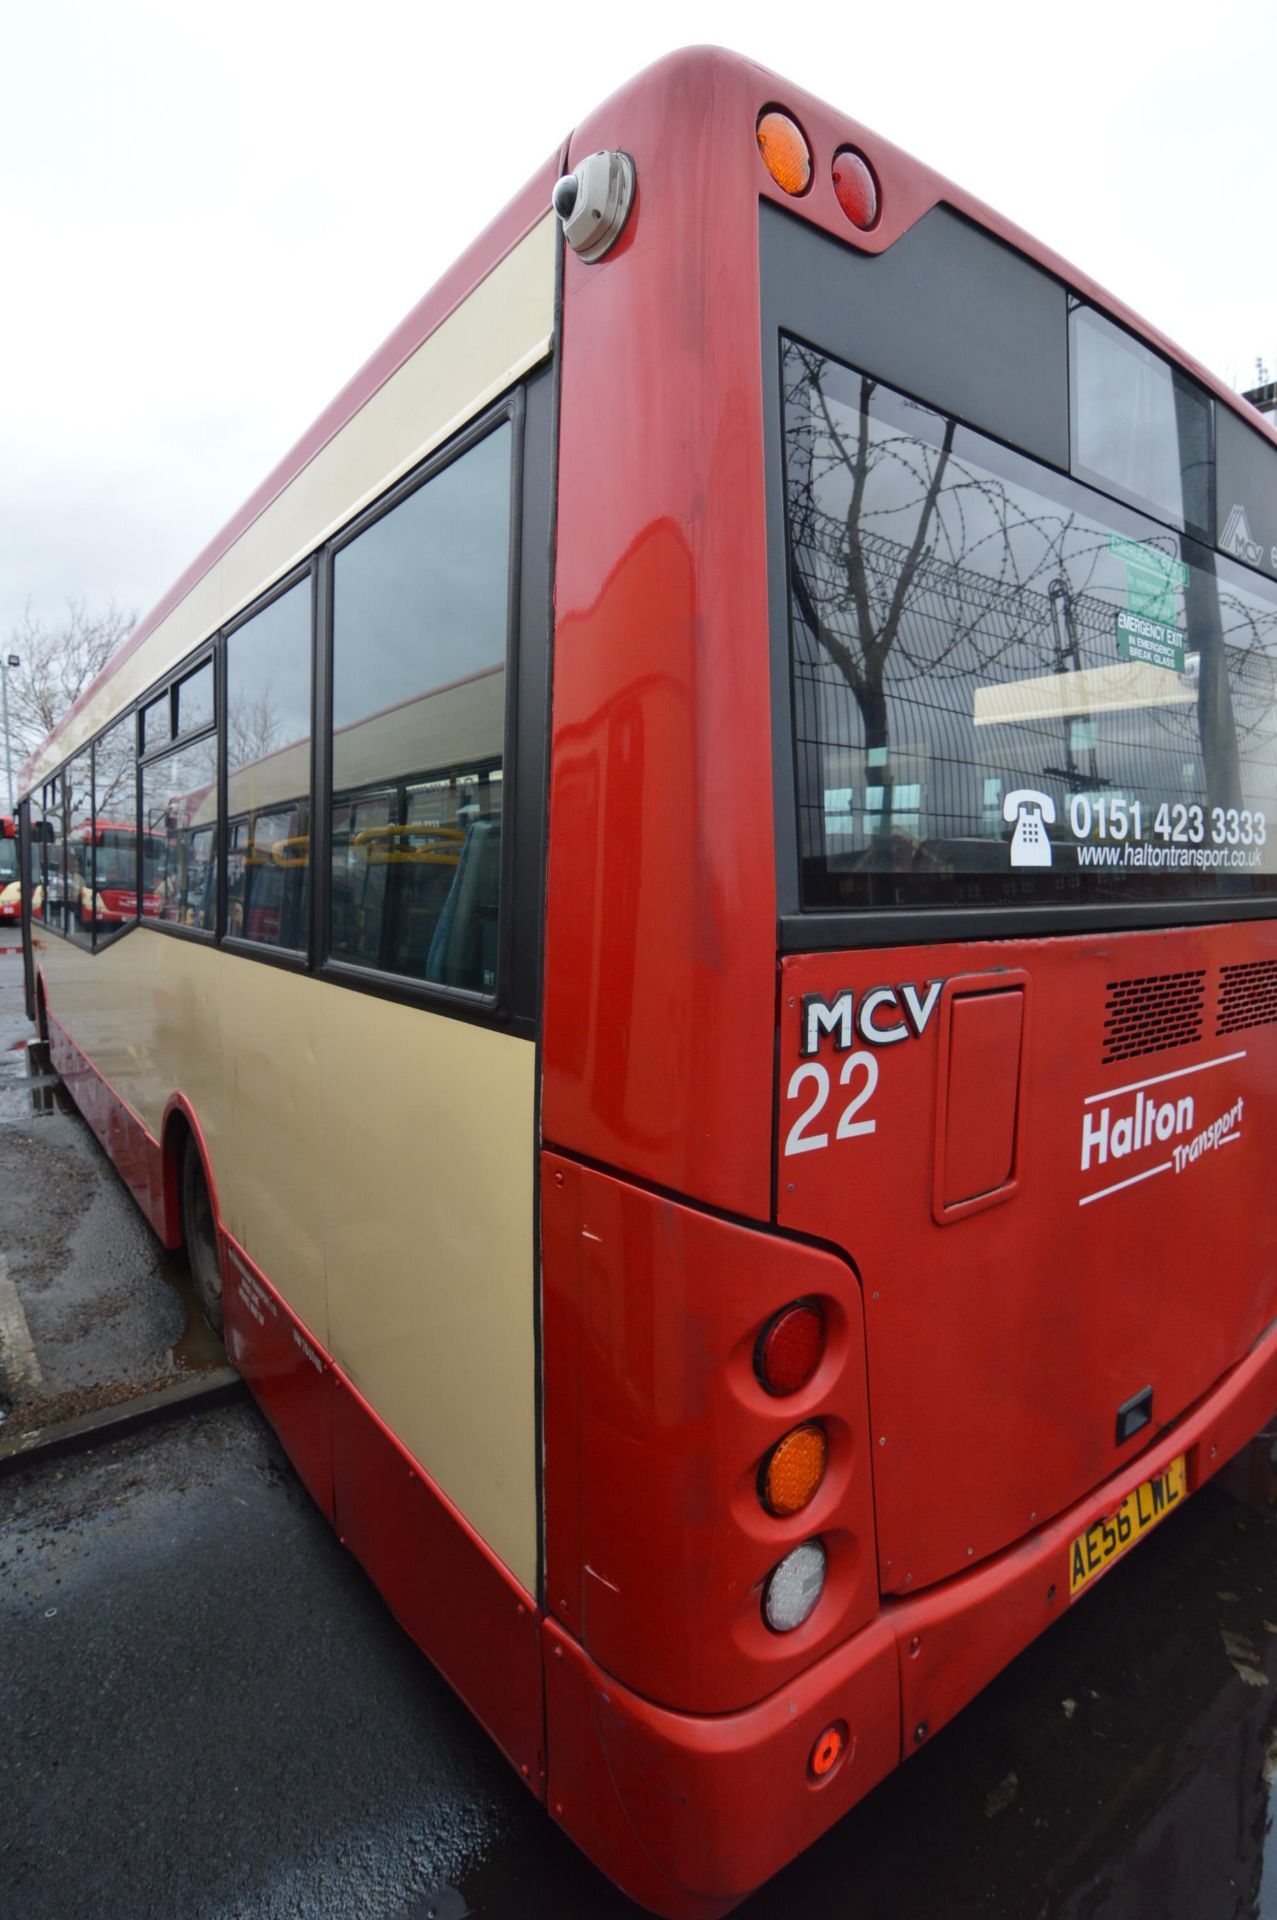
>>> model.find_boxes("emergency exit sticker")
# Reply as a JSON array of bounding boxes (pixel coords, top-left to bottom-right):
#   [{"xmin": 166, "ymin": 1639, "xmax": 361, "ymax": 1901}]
[
  {"xmin": 1108, "ymin": 534, "xmax": 1189, "ymax": 625},
  {"xmin": 1115, "ymin": 610, "xmax": 1186, "ymax": 674}
]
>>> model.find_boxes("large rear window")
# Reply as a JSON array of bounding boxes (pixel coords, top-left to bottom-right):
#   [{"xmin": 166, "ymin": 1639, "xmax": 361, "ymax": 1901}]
[{"xmin": 781, "ymin": 338, "xmax": 1277, "ymax": 910}]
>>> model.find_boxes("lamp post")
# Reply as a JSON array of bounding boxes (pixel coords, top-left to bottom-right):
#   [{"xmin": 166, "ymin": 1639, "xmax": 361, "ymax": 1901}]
[{"xmin": 1, "ymin": 653, "xmax": 17, "ymax": 817}]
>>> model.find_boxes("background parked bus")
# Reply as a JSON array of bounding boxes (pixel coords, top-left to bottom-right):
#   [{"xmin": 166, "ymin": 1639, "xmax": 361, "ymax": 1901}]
[{"xmin": 0, "ymin": 815, "xmax": 26, "ymax": 926}]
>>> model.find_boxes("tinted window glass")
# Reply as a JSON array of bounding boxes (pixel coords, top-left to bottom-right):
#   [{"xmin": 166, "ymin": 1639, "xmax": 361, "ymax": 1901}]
[
  {"xmin": 39, "ymin": 780, "xmax": 56, "ymax": 918},
  {"xmin": 0, "ymin": 831, "xmax": 17, "ymax": 884},
  {"xmin": 92, "ymin": 712, "xmax": 139, "ymax": 936},
  {"xmin": 66, "ymin": 750, "xmax": 93, "ymax": 945},
  {"xmin": 141, "ymin": 734, "xmax": 218, "ymax": 928},
  {"xmin": 782, "ymin": 340, "xmax": 1277, "ymax": 909},
  {"xmin": 141, "ymin": 693, "xmax": 170, "ymax": 754},
  {"xmin": 226, "ymin": 580, "xmax": 311, "ymax": 951},
  {"xmin": 176, "ymin": 660, "xmax": 214, "ymax": 737},
  {"xmin": 1071, "ymin": 305, "xmax": 1213, "ymax": 537},
  {"xmin": 329, "ymin": 424, "xmax": 510, "ymax": 990},
  {"xmin": 1216, "ymin": 403, "xmax": 1277, "ymax": 583}
]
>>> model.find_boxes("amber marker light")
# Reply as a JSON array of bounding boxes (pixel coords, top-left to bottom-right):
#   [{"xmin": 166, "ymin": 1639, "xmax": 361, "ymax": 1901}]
[
  {"xmin": 756, "ymin": 109, "xmax": 811, "ymax": 195},
  {"xmin": 832, "ymin": 147, "xmax": 880, "ymax": 230},
  {"xmin": 809, "ymin": 1721, "xmax": 848, "ymax": 1781},
  {"xmin": 761, "ymin": 1423, "xmax": 828, "ymax": 1516}
]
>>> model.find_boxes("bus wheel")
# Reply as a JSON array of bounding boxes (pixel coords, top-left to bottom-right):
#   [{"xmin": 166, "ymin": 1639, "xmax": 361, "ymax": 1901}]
[{"xmin": 182, "ymin": 1139, "xmax": 224, "ymax": 1335}]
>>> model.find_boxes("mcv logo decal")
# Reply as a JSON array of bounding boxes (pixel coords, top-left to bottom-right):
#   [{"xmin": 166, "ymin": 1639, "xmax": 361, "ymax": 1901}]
[
  {"xmin": 1221, "ymin": 503, "xmax": 1268, "ymax": 568},
  {"xmin": 800, "ymin": 981, "xmax": 943, "ymax": 1054}
]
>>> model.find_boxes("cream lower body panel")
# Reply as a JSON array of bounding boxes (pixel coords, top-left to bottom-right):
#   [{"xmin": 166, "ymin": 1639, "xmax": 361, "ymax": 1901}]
[{"xmin": 31, "ymin": 925, "xmax": 538, "ymax": 1591}]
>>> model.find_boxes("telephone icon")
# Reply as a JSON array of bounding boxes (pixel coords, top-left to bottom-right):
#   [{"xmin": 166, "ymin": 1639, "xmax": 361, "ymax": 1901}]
[{"xmin": 1002, "ymin": 788, "xmax": 1056, "ymax": 868}]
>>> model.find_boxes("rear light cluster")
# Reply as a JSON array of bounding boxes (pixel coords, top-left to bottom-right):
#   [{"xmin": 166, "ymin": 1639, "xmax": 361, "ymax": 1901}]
[
  {"xmin": 755, "ymin": 107, "xmax": 880, "ymax": 233},
  {"xmin": 755, "ymin": 1301, "xmax": 830, "ymax": 1633}
]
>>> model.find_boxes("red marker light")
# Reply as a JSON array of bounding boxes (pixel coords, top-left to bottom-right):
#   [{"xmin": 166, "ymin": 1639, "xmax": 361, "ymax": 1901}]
[
  {"xmin": 832, "ymin": 148, "xmax": 879, "ymax": 230},
  {"xmin": 756, "ymin": 1302, "xmax": 825, "ymax": 1396},
  {"xmin": 810, "ymin": 1721, "xmax": 848, "ymax": 1780}
]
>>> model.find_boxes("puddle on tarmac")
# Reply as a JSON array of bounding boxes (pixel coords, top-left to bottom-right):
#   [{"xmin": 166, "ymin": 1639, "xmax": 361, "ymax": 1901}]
[
  {"xmin": 157, "ymin": 1243, "xmax": 226, "ymax": 1372},
  {"xmin": 17, "ymin": 1040, "xmax": 74, "ymax": 1117}
]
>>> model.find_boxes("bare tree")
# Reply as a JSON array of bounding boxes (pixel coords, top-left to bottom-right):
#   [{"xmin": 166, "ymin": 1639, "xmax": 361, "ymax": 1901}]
[{"xmin": 6, "ymin": 600, "xmax": 136, "ymax": 759}]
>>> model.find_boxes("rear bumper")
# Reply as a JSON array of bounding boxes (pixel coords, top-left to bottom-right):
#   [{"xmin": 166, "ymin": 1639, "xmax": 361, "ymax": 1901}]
[{"xmin": 545, "ymin": 1314, "xmax": 1277, "ymax": 1918}]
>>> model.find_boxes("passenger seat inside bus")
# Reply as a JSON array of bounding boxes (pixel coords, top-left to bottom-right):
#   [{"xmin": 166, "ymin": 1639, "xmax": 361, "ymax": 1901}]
[{"xmin": 426, "ymin": 817, "xmax": 500, "ymax": 992}]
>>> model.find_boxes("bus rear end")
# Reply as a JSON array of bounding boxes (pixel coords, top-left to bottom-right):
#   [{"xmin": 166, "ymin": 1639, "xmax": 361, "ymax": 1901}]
[{"xmin": 539, "ymin": 49, "xmax": 1277, "ymax": 1918}]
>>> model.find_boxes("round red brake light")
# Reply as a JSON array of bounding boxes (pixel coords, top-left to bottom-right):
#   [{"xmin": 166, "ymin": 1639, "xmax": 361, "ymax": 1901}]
[
  {"xmin": 756, "ymin": 1302, "xmax": 825, "ymax": 1396},
  {"xmin": 832, "ymin": 148, "xmax": 879, "ymax": 230}
]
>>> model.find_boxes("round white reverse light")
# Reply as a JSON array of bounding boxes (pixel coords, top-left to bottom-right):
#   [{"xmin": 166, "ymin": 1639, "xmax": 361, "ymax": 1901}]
[{"xmin": 763, "ymin": 1539, "xmax": 827, "ymax": 1632}]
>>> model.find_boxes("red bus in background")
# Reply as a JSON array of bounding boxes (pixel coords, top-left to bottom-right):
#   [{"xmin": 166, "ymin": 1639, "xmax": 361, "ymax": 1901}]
[
  {"xmin": 73, "ymin": 821, "xmax": 162, "ymax": 928},
  {"xmin": 0, "ymin": 815, "xmax": 23, "ymax": 923},
  {"xmin": 16, "ymin": 49, "xmax": 1277, "ymax": 1919}
]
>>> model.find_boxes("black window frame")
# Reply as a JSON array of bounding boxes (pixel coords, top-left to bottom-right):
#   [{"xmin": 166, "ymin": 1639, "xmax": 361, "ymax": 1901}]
[
  {"xmin": 219, "ymin": 559, "xmax": 317, "ymax": 973},
  {"xmin": 315, "ymin": 385, "xmax": 531, "ymax": 1030},
  {"xmin": 137, "ymin": 642, "xmax": 220, "ymax": 946},
  {"xmin": 761, "ymin": 200, "xmax": 1277, "ymax": 951},
  {"xmin": 90, "ymin": 708, "xmax": 144, "ymax": 953},
  {"xmin": 17, "ymin": 368, "xmax": 552, "ymax": 1045}
]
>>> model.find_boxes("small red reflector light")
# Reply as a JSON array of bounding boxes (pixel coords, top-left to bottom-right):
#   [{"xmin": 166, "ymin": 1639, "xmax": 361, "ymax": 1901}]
[
  {"xmin": 832, "ymin": 148, "xmax": 879, "ymax": 230},
  {"xmin": 756, "ymin": 1302, "xmax": 825, "ymax": 1396},
  {"xmin": 810, "ymin": 1721, "xmax": 847, "ymax": 1779},
  {"xmin": 756, "ymin": 110, "xmax": 811, "ymax": 196}
]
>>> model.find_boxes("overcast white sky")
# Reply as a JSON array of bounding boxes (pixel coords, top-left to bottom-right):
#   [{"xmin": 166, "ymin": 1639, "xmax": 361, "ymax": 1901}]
[{"xmin": 3, "ymin": 0, "xmax": 1273, "ymax": 647}]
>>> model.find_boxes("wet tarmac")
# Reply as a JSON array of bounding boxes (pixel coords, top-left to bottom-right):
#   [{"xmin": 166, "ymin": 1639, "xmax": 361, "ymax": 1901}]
[
  {"xmin": 0, "ymin": 950, "xmax": 224, "ymax": 1440},
  {"xmin": 4, "ymin": 1398, "xmax": 1277, "ymax": 1919},
  {"xmin": 5, "ymin": 942, "xmax": 1277, "ymax": 1916}
]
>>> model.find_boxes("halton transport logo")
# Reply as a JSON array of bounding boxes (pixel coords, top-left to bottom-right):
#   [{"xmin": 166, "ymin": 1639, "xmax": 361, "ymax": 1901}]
[{"xmin": 1220, "ymin": 503, "xmax": 1274, "ymax": 570}]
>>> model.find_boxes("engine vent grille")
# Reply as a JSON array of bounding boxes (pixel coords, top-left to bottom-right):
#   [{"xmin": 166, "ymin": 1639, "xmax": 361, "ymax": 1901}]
[
  {"xmin": 1103, "ymin": 970, "xmax": 1205, "ymax": 1064},
  {"xmin": 1218, "ymin": 960, "xmax": 1277, "ymax": 1035}
]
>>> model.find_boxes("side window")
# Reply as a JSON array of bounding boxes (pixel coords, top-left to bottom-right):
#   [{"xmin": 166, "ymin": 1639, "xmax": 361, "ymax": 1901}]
[
  {"xmin": 37, "ymin": 779, "xmax": 56, "ymax": 929},
  {"xmin": 93, "ymin": 712, "xmax": 140, "ymax": 941},
  {"xmin": 328, "ymin": 421, "xmax": 511, "ymax": 992},
  {"xmin": 66, "ymin": 749, "xmax": 93, "ymax": 946},
  {"xmin": 141, "ymin": 660, "xmax": 219, "ymax": 931},
  {"xmin": 225, "ymin": 578, "xmax": 312, "ymax": 951},
  {"xmin": 50, "ymin": 771, "xmax": 68, "ymax": 936}
]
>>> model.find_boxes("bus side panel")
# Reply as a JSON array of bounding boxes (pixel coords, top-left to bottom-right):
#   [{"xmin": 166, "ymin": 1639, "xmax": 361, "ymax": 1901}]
[
  {"xmin": 45, "ymin": 998, "xmax": 168, "ymax": 1237},
  {"xmin": 331, "ymin": 1363, "xmax": 545, "ymax": 1791},
  {"xmin": 542, "ymin": 1152, "xmax": 880, "ymax": 1714},
  {"xmin": 221, "ymin": 1230, "xmax": 336, "ymax": 1522},
  {"xmin": 542, "ymin": 52, "xmax": 777, "ymax": 1219}
]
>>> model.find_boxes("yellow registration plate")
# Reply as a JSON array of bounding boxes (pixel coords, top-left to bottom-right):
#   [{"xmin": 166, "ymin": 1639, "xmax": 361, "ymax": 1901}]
[{"xmin": 1069, "ymin": 1455, "xmax": 1188, "ymax": 1596}]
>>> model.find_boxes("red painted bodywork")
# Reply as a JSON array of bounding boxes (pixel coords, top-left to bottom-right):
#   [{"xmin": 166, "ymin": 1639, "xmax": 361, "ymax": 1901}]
[
  {"xmin": 542, "ymin": 1610, "xmax": 901, "ymax": 1920},
  {"xmin": 541, "ymin": 1152, "xmax": 879, "ymax": 1713},
  {"xmin": 538, "ymin": 43, "xmax": 1277, "ymax": 1915},
  {"xmin": 777, "ymin": 927, "xmax": 1277, "ymax": 1597}
]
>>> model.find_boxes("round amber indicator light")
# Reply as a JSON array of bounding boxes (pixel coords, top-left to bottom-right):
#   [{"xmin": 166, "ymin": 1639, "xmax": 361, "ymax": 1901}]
[
  {"xmin": 756, "ymin": 110, "xmax": 812, "ymax": 196},
  {"xmin": 761, "ymin": 1423, "xmax": 828, "ymax": 1516},
  {"xmin": 832, "ymin": 147, "xmax": 879, "ymax": 230}
]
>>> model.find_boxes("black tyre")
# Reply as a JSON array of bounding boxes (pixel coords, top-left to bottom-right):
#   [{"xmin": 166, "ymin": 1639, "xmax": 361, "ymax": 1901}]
[{"xmin": 182, "ymin": 1138, "xmax": 223, "ymax": 1334}]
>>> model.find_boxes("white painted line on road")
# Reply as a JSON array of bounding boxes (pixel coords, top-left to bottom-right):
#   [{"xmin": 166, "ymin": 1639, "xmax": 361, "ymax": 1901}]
[{"xmin": 0, "ymin": 1248, "xmax": 43, "ymax": 1387}]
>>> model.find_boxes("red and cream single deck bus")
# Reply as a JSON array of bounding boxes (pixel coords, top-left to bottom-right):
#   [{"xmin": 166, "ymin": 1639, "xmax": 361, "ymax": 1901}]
[
  {"xmin": 0, "ymin": 816, "xmax": 23, "ymax": 924},
  {"xmin": 16, "ymin": 48, "xmax": 1277, "ymax": 1917}
]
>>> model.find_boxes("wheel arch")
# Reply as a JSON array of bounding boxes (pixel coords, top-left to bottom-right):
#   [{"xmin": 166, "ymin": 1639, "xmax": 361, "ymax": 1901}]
[{"xmin": 160, "ymin": 1093, "xmax": 224, "ymax": 1252}]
